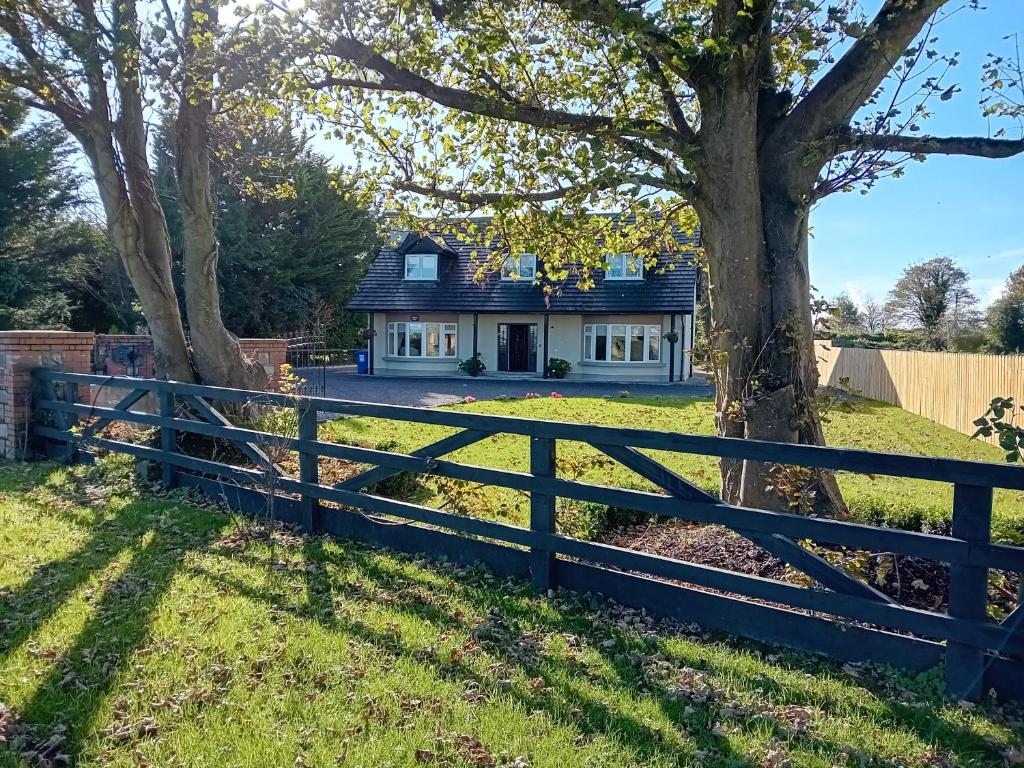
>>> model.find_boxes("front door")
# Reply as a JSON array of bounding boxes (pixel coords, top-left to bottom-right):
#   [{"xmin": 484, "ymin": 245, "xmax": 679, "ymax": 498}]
[
  {"xmin": 498, "ymin": 323, "xmax": 537, "ymax": 372},
  {"xmin": 509, "ymin": 324, "xmax": 529, "ymax": 372}
]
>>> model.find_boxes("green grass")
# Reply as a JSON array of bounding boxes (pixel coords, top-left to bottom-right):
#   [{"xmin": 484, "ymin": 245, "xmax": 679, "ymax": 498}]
[
  {"xmin": 321, "ymin": 396, "xmax": 1024, "ymax": 542},
  {"xmin": 1, "ymin": 459, "xmax": 1023, "ymax": 767}
]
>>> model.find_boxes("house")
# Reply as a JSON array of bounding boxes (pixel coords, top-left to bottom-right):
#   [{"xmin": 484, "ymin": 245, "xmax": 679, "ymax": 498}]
[{"xmin": 347, "ymin": 224, "xmax": 699, "ymax": 382}]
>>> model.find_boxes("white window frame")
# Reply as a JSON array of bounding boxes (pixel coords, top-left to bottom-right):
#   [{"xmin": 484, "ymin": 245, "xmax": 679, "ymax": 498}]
[
  {"xmin": 387, "ymin": 322, "xmax": 458, "ymax": 358},
  {"xmin": 501, "ymin": 253, "xmax": 537, "ymax": 281},
  {"xmin": 404, "ymin": 252, "xmax": 438, "ymax": 280},
  {"xmin": 605, "ymin": 253, "xmax": 644, "ymax": 280},
  {"xmin": 583, "ymin": 323, "xmax": 661, "ymax": 363}
]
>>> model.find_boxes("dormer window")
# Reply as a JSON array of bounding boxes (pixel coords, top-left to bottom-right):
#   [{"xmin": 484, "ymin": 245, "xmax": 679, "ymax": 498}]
[
  {"xmin": 606, "ymin": 253, "xmax": 644, "ymax": 280},
  {"xmin": 501, "ymin": 253, "xmax": 537, "ymax": 281},
  {"xmin": 405, "ymin": 253, "xmax": 438, "ymax": 280}
]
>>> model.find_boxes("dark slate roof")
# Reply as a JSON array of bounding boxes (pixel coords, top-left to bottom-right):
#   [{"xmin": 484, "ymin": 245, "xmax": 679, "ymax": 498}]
[{"xmin": 348, "ymin": 225, "xmax": 699, "ymax": 314}]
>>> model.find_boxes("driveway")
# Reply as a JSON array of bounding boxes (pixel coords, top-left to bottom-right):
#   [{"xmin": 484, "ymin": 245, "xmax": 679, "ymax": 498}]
[{"xmin": 298, "ymin": 367, "xmax": 714, "ymax": 407}]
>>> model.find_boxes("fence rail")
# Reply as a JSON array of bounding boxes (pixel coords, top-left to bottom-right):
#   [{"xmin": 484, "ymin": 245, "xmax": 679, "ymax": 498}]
[
  {"xmin": 31, "ymin": 369, "xmax": 1024, "ymax": 701},
  {"xmin": 816, "ymin": 342, "xmax": 1024, "ymax": 443}
]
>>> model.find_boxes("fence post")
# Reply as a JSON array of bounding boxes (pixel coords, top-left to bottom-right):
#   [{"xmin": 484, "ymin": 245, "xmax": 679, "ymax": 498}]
[
  {"xmin": 529, "ymin": 436, "xmax": 557, "ymax": 591},
  {"xmin": 298, "ymin": 400, "xmax": 319, "ymax": 533},
  {"xmin": 159, "ymin": 390, "xmax": 176, "ymax": 488},
  {"xmin": 62, "ymin": 381, "xmax": 80, "ymax": 463},
  {"xmin": 947, "ymin": 483, "xmax": 994, "ymax": 700}
]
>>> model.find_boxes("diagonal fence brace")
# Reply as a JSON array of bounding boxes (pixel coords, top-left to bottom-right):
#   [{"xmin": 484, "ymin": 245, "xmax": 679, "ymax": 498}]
[
  {"xmin": 337, "ymin": 428, "xmax": 493, "ymax": 490},
  {"xmin": 590, "ymin": 442, "xmax": 894, "ymax": 604}
]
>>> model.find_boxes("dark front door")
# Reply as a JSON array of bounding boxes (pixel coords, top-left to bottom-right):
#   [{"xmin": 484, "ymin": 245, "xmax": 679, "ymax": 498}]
[
  {"xmin": 508, "ymin": 324, "xmax": 530, "ymax": 372},
  {"xmin": 498, "ymin": 323, "xmax": 537, "ymax": 372}
]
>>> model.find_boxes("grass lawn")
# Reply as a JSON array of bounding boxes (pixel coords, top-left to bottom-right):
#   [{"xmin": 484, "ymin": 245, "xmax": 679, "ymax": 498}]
[
  {"xmin": 1, "ymin": 459, "xmax": 1023, "ymax": 767},
  {"xmin": 321, "ymin": 396, "xmax": 1024, "ymax": 543}
]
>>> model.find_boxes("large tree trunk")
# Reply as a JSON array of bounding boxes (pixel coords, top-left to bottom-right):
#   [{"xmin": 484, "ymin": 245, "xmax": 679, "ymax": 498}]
[
  {"xmin": 693, "ymin": 51, "xmax": 846, "ymax": 516},
  {"xmin": 78, "ymin": 126, "xmax": 195, "ymax": 382},
  {"xmin": 174, "ymin": 0, "xmax": 267, "ymax": 391}
]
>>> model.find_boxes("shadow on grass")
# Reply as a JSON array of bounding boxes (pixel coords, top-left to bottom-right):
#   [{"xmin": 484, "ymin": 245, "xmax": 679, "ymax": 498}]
[
  {"xmin": 189, "ymin": 533, "xmax": 1012, "ymax": 767},
  {"xmin": 1, "ymin": 457, "xmax": 1014, "ymax": 766},
  {"xmin": 0, "ymin": 468, "xmax": 223, "ymax": 762}
]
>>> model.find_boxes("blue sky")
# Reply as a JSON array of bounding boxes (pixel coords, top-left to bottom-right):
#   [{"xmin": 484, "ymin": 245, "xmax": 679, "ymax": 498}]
[{"xmin": 809, "ymin": 0, "xmax": 1024, "ymax": 309}]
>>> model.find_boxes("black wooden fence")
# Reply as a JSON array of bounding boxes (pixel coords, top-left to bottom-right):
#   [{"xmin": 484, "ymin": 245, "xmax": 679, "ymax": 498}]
[{"xmin": 30, "ymin": 369, "xmax": 1024, "ymax": 700}]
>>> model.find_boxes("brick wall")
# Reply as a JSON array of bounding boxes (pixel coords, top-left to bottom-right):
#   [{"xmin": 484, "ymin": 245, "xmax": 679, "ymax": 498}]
[
  {"xmin": 0, "ymin": 331, "xmax": 95, "ymax": 460},
  {"xmin": 239, "ymin": 338, "xmax": 287, "ymax": 391},
  {"xmin": 94, "ymin": 334, "xmax": 156, "ymax": 378}
]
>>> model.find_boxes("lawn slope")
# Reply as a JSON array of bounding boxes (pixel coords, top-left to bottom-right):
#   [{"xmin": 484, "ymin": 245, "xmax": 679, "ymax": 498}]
[
  {"xmin": 1, "ymin": 460, "xmax": 1022, "ymax": 767},
  {"xmin": 322, "ymin": 396, "xmax": 1024, "ymax": 542}
]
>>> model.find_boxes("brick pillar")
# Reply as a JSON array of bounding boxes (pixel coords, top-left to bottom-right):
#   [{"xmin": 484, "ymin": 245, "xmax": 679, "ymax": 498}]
[
  {"xmin": 0, "ymin": 331, "xmax": 95, "ymax": 460},
  {"xmin": 238, "ymin": 339, "xmax": 287, "ymax": 391}
]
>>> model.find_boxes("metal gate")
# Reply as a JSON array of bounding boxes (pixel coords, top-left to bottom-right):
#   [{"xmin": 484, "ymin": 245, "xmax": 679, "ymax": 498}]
[{"xmin": 285, "ymin": 335, "xmax": 354, "ymax": 398}]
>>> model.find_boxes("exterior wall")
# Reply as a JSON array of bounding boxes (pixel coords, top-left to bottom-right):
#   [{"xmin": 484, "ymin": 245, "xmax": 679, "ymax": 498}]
[
  {"xmin": 366, "ymin": 312, "xmax": 694, "ymax": 382},
  {"xmin": 0, "ymin": 331, "xmax": 94, "ymax": 460},
  {"xmin": 374, "ymin": 312, "xmax": 462, "ymax": 376}
]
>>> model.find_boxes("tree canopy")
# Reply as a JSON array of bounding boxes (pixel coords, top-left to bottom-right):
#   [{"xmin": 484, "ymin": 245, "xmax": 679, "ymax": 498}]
[{"xmin": 155, "ymin": 119, "xmax": 380, "ymax": 345}]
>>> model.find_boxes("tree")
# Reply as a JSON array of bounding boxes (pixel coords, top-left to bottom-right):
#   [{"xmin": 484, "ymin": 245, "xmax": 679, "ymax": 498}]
[
  {"xmin": 858, "ymin": 297, "xmax": 888, "ymax": 333},
  {"xmin": 267, "ymin": 0, "xmax": 1024, "ymax": 511},
  {"xmin": 0, "ymin": 93, "xmax": 133, "ymax": 331},
  {"xmin": 884, "ymin": 257, "xmax": 977, "ymax": 349},
  {"xmin": 988, "ymin": 266, "xmax": 1024, "ymax": 353},
  {"xmin": 155, "ymin": 118, "xmax": 379, "ymax": 343},
  {"xmin": 0, "ymin": 0, "xmax": 268, "ymax": 387},
  {"xmin": 827, "ymin": 293, "xmax": 863, "ymax": 335}
]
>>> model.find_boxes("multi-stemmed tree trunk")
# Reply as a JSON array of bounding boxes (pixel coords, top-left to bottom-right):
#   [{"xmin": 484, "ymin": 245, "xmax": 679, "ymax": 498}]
[
  {"xmin": 1, "ymin": 0, "xmax": 267, "ymax": 388},
  {"xmin": 299, "ymin": 0, "xmax": 1024, "ymax": 511}
]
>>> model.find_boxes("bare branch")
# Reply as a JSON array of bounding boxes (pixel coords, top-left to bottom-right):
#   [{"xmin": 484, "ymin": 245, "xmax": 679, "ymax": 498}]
[{"xmin": 839, "ymin": 132, "xmax": 1024, "ymax": 159}]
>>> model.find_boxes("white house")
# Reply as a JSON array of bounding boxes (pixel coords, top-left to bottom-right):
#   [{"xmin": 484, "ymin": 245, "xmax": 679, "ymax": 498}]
[{"xmin": 348, "ymin": 225, "xmax": 699, "ymax": 382}]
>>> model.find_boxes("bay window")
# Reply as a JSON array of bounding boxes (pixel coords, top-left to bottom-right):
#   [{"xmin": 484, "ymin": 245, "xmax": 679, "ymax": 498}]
[
  {"xmin": 387, "ymin": 322, "xmax": 458, "ymax": 358},
  {"xmin": 583, "ymin": 324, "xmax": 661, "ymax": 363}
]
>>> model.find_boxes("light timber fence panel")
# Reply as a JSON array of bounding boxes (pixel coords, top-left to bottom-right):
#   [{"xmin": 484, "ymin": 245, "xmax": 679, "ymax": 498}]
[{"xmin": 816, "ymin": 342, "xmax": 1024, "ymax": 444}]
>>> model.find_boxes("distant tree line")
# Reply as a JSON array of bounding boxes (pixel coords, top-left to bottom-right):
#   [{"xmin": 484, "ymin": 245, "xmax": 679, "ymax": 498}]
[
  {"xmin": 822, "ymin": 258, "xmax": 1024, "ymax": 354},
  {"xmin": 1, "ymin": 99, "xmax": 380, "ymax": 348}
]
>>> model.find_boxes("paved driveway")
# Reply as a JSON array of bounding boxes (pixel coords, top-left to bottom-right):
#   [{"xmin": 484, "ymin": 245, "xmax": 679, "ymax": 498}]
[{"xmin": 299, "ymin": 368, "xmax": 714, "ymax": 407}]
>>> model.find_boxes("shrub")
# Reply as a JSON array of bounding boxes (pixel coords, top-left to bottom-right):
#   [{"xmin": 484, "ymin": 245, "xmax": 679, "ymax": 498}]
[
  {"xmin": 365, "ymin": 439, "xmax": 423, "ymax": 500},
  {"xmin": 458, "ymin": 353, "xmax": 486, "ymax": 377},
  {"xmin": 546, "ymin": 357, "xmax": 572, "ymax": 379}
]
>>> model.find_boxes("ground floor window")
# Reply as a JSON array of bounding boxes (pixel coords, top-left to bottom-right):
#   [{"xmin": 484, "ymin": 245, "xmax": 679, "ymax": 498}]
[
  {"xmin": 387, "ymin": 322, "xmax": 457, "ymax": 358},
  {"xmin": 583, "ymin": 324, "xmax": 661, "ymax": 363}
]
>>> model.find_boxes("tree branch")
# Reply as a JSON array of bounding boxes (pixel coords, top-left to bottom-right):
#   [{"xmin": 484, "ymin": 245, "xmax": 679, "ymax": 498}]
[
  {"xmin": 537, "ymin": 0, "xmax": 698, "ymax": 85},
  {"xmin": 643, "ymin": 52, "xmax": 696, "ymax": 143},
  {"xmin": 326, "ymin": 35, "xmax": 685, "ymax": 150},
  {"xmin": 785, "ymin": 0, "xmax": 947, "ymax": 140},
  {"xmin": 395, "ymin": 180, "xmax": 592, "ymax": 205},
  {"xmin": 395, "ymin": 170, "xmax": 680, "ymax": 205},
  {"xmin": 839, "ymin": 132, "xmax": 1024, "ymax": 159}
]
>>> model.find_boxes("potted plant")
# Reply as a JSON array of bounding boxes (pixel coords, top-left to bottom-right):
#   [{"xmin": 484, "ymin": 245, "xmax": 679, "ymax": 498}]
[
  {"xmin": 546, "ymin": 357, "xmax": 572, "ymax": 379},
  {"xmin": 662, "ymin": 330, "xmax": 679, "ymax": 344},
  {"xmin": 458, "ymin": 353, "xmax": 486, "ymax": 377}
]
